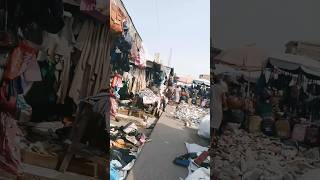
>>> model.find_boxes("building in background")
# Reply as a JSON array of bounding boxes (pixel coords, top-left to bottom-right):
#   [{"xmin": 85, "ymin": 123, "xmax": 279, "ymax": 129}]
[
  {"xmin": 176, "ymin": 75, "xmax": 193, "ymax": 84},
  {"xmin": 199, "ymin": 74, "xmax": 210, "ymax": 81},
  {"xmin": 285, "ymin": 41, "xmax": 320, "ymax": 60}
]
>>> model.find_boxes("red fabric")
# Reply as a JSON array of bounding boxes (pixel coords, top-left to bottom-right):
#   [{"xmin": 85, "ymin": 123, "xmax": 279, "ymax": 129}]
[
  {"xmin": 0, "ymin": 82, "xmax": 17, "ymax": 115},
  {"xmin": 0, "ymin": 113, "xmax": 22, "ymax": 175},
  {"xmin": 4, "ymin": 41, "xmax": 39, "ymax": 81},
  {"xmin": 110, "ymin": 96, "xmax": 118, "ymax": 118},
  {"xmin": 111, "ymin": 74, "xmax": 123, "ymax": 88}
]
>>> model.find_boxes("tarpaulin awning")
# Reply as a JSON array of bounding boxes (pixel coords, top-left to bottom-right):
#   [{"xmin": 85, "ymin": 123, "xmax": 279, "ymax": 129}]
[
  {"xmin": 214, "ymin": 64, "xmax": 260, "ymax": 83},
  {"xmin": 265, "ymin": 53, "xmax": 320, "ymax": 80},
  {"xmin": 193, "ymin": 79, "xmax": 210, "ymax": 86},
  {"xmin": 214, "ymin": 47, "xmax": 267, "ymax": 72}
]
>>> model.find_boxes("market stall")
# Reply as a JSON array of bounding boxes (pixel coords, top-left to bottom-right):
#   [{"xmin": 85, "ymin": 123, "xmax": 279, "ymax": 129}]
[
  {"xmin": 214, "ymin": 47, "xmax": 267, "ymax": 127},
  {"xmin": 0, "ymin": 0, "xmax": 123, "ymax": 178},
  {"xmin": 213, "ymin": 53, "xmax": 320, "ymax": 179},
  {"xmin": 258, "ymin": 53, "xmax": 320, "ymax": 141}
]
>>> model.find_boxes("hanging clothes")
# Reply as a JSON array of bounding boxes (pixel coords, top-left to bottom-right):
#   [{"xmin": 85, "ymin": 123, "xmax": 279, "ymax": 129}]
[
  {"xmin": 4, "ymin": 41, "xmax": 42, "ymax": 82},
  {"xmin": 68, "ymin": 20, "xmax": 111, "ymax": 103},
  {"xmin": 55, "ymin": 16, "xmax": 75, "ymax": 104},
  {"xmin": 131, "ymin": 68, "xmax": 146, "ymax": 94},
  {"xmin": 255, "ymin": 72, "xmax": 266, "ymax": 96}
]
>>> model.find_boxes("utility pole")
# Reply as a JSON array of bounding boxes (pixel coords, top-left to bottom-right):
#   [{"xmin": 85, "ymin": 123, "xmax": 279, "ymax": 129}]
[
  {"xmin": 155, "ymin": 53, "xmax": 160, "ymax": 64},
  {"xmin": 167, "ymin": 48, "xmax": 172, "ymax": 67}
]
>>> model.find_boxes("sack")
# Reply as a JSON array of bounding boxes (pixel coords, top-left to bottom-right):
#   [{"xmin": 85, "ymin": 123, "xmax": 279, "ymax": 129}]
[
  {"xmin": 198, "ymin": 115, "xmax": 210, "ymax": 139},
  {"xmin": 292, "ymin": 124, "xmax": 307, "ymax": 142},
  {"xmin": 275, "ymin": 119, "xmax": 291, "ymax": 139},
  {"xmin": 247, "ymin": 115, "xmax": 262, "ymax": 133},
  {"xmin": 110, "ymin": 0, "xmax": 125, "ymax": 34}
]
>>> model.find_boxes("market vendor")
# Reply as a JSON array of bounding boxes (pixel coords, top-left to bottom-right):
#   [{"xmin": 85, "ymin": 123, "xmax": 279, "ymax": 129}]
[
  {"xmin": 256, "ymin": 88, "xmax": 273, "ymax": 117},
  {"xmin": 180, "ymin": 87, "xmax": 189, "ymax": 103},
  {"xmin": 165, "ymin": 76, "xmax": 174, "ymax": 101},
  {"xmin": 211, "ymin": 75, "xmax": 228, "ymax": 146}
]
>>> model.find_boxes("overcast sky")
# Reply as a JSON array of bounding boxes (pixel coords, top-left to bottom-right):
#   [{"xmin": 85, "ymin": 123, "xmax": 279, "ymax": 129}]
[
  {"xmin": 122, "ymin": 0, "xmax": 210, "ymax": 78},
  {"xmin": 212, "ymin": 0, "xmax": 320, "ymax": 54}
]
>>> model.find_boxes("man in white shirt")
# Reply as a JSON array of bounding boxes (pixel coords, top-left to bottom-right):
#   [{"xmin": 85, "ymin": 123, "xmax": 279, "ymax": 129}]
[{"xmin": 211, "ymin": 75, "xmax": 228, "ymax": 146}]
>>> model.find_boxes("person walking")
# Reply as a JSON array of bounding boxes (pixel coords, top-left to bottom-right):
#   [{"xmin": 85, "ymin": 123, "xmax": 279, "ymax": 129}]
[
  {"xmin": 174, "ymin": 85, "xmax": 181, "ymax": 104},
  {"xmin": 211, "ymin": 75, "xmax": 228, "ymax": 147}
]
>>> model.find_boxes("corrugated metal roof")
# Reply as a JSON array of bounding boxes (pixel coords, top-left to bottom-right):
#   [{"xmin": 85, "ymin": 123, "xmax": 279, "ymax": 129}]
[{"xmin": 116, "ymin": 0, "xmax": 142, "ymax": 43}]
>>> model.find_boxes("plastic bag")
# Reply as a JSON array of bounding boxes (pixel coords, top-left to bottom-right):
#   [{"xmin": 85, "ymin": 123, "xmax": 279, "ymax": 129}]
[{"xmin": 198, "ymin": 115, "xmax": 210, "ymax": 139}]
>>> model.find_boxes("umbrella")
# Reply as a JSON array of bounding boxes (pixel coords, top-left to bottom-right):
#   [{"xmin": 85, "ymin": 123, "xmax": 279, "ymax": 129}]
[
  {"xmin": 214, "ymin": 46, "xmax": 267, "ymax": 98},
  {"xmin": 214, "ymin": 47, "xmax": 267, "ymax": 72}
]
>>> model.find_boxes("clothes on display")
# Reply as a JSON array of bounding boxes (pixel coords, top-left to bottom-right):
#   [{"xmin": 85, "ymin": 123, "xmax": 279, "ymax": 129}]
[
  {"xmin": 69, "ymin": 20, "xmax": 111, "ymax": 103},
  {"xmin": 110, "ymin": 122, "xmax": 148, "ymax": 180},
  {"xmin": 212, "ymin": 123, "xmax": 320, "ymax": 180},
  {"xmin": 175, "ymin": 101, "xmax": 209, "ymax": 127},
  {"xmin": 137, "ymin": 88, "xmax": 159, "ymax": 105},
  {"xmin": 0, "ymin": 112, "xmax": 22, "ymax": 175}
]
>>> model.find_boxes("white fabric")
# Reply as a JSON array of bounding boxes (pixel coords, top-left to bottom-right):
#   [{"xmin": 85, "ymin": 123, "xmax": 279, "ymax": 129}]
[
  {"xmin": 185, "ymin": 143, "xmax": 208, "ymax": 153},
  {"xmin": 175, "ymin": 87, "xmax": 181, "ymax": 103},
  {"xmin": 185, "ymin": 168, "xmax": 210, "ymax": 180},
  {"xmin": 198, "ymin": 115, "xmax": 210, "ymax": 139},
  {"xmin": 123, "ymin": 123, "xmax": 138, "ymax": 134},
  {"xmin": 267, "ymin": 53, "xmax": 320, "ymax": 79},
  {"xmin": 122, "ymin": 160, "xmax": 135, "ymax": 171}
]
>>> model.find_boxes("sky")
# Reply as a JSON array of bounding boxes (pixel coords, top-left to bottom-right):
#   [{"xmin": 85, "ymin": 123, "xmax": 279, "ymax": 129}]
[
  {"xmin": 122, "ymin": 0, "xmax": 210, "ymax": 78},
  {"xmin": 212, "ymin": 0, "xmax": 320, "ymax": 54}
]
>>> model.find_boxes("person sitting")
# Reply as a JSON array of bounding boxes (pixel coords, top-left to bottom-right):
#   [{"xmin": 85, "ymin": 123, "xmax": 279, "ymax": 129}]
[{"xmin": 180, "ymin": 88, "xmax": 189, "ymax": 103}]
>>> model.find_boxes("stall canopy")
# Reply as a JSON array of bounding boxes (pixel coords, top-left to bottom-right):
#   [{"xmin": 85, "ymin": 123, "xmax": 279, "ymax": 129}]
[
  {"xmin": 265, "ymin": 53, "xmax": 320, "ymax": 80},
  {"xmin": 214, "ymin": 47, "xmax": 267, "ymax": 72},
  {"xmin": 214, "ymin": 64, "xmax": 260, "ymax": 83},
  {"xmin": 193, "ymin": 79, "xmax": 210, "ymax": 86}
]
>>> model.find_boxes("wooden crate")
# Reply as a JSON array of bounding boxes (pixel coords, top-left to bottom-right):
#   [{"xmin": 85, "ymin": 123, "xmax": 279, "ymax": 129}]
[
  {"xmin": 21, "ymin": 149, "xmax": 59, "ymax": 170},
  {"xmin": 129, "ymin": 109, "xmax": 145, "ymax": 119},
  {"xmin": 118, "ymin": 108, "xmax": 129, "ymax": 116},
  {"xmin": 67, "ymin": 158, "xmax": 97, "ymax": 177}
]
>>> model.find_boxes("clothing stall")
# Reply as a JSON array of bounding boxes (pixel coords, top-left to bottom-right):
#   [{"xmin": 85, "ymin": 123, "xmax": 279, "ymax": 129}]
[{"xmin": 0, "ymin": 0, "xmax": 114, "ymax": 178}]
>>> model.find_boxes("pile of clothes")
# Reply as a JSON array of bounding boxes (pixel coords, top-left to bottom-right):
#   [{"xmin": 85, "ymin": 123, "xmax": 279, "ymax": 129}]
[
  {"xmin": 0, "ymin": 113, "xmax": 23, "ymax": 175},
  {"xmin": 137, "ymin": 88, "xmax": 160, "ymax": 105},
  {"xmin": 212, "ymin": 123, "xmax": 320, "ymax": 180},
  {"xmin": 175, "ymin": 102, "xmax": 208, "ymax": 126},
  {"xmin": 110, "ymin": 122, "xmax": 147, "ymax": 180}
]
